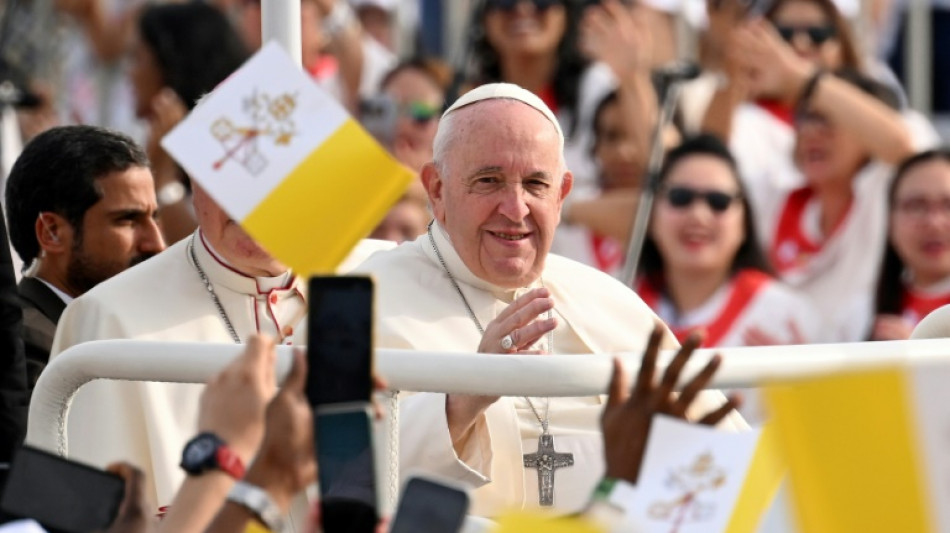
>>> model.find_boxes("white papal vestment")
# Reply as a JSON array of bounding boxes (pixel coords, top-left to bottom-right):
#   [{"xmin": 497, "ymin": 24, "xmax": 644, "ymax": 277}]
[
  {"xmin": 42, "ymin": 231, "xmax": 393, "ymax": 510},
  {"xmin": 353, "ymin": 224, "xmax": 746, "ymax": 518}
]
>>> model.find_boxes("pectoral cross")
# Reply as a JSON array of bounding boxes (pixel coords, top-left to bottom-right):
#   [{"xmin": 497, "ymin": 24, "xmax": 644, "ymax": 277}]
[{"xmin": 523, "ymin": 433, "xmax": 574, "ymax": 506}]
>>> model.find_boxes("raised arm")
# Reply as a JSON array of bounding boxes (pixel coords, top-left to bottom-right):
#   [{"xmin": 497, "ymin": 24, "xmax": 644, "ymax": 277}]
[{"xmin": 735, "ymin": 20, "xmax": 914, "ymax": 165}]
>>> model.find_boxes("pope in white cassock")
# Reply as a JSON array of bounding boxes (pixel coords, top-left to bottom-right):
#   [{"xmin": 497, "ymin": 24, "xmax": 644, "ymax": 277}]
[
  {"xmin": 353, "ymin": 83, "xmax": 746, "ymax": 517},
  {"xmin": 42, "ymin": 184, "xmax": 390, "ymax": 510}
]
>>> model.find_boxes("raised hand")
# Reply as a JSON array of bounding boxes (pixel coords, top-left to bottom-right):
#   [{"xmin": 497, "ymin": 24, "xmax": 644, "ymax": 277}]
[
  {"xmin": 580, "ymin": 0, "xmax": 653, "ymax": 79},
  {"xmin": 198, "ymin": 334, "xmax": 277, "ymax": 464},
  {"xmin": 478, "ymin": 287, "xmax": 557, "ymax": 354},
  {"xmin": 601, "ymin": 326, "xmax": 741, "ymax": 483}
]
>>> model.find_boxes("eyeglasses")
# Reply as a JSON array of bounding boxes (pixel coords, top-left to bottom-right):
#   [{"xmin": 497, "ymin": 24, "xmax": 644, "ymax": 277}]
[
  {"xmin": 485, "ymin": 0, "xmax": 562, "ymax": 12},
  {"xmin": 775, "ymin": 24, "xmax": 837, "ymax": 46},
  {"xmin": 895, "ymin": 197, "xmax": 950, "ymax": 219},
  {"xmin": 663, "ymin": 186, "xmax": 741, "ymax": 213},
  {"xmin": 401, "ymin": 101, "xmax": 441, "ymax": 125}
]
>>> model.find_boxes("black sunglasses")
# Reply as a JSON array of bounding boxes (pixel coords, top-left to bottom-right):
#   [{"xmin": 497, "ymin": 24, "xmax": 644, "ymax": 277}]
[
  {"xmin": 775, "ymin": 24, "xmax": 837, "ymax": 46},
  {"xmin": 485, "ymin": 0, "xmax": 562, "ymax": 11},
  {"xmin": 664, "ymin": 186, "xmax": 740, "ymax": 213}
]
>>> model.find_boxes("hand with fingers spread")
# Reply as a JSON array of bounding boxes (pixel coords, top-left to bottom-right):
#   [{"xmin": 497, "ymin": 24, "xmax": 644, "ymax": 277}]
[
  {"xmin": 733, "ymin": 19, "xmax": 815, "ymax": 103},
  {"xmin": 581, "ymin": 0, "xmax": 653, "ymax": 79},
  {"xmin": 601, "ymin": 326, "xmax": 741, "ymax": 484}
]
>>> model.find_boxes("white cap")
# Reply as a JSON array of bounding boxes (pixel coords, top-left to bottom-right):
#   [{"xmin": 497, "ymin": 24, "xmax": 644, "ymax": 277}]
[
  {"xmin": 442, "ymin": 83, "xmax": 564, "ymax": 145},
  {"xmin": 349, "ymin": 0, "xmax": 396, "ymax": 11}
]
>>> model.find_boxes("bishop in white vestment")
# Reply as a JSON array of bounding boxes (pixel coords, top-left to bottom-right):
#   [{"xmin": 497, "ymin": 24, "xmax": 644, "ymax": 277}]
[
  {"xmin": 352, "ymin": 83, "xmax": 746, "ymax": 518},
  {"xmin": 37, "ymin": 186, "xmax": 394, "ymax": 511}
]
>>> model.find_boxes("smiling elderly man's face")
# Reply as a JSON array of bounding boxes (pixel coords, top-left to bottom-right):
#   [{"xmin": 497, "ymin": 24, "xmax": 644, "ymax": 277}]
[{"xmin": 423, "ymin": 99, "xmax": 573, "ymax": 289}]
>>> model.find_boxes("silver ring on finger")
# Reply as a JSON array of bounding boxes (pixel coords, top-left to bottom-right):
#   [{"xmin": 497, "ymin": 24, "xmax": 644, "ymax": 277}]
[{"xmin": 501, "ymin": 333, "xmax": 515, "ymax": 351}]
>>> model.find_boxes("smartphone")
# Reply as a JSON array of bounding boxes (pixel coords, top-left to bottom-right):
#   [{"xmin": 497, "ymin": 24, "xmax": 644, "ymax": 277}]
[
  {"xmin": 0, "ymin": 446, "xmax": 124, "ymax": 533},
  {"xmin": 359, "ymin": 96, "xmax": 398, "ymax": 148},
  {"xmin": 388, "ymin": 477, "xmax": 470, "ymax": 533},
  {"xmin": 307, "ymin": 276, "xmax": 378, "ymax": 533}
]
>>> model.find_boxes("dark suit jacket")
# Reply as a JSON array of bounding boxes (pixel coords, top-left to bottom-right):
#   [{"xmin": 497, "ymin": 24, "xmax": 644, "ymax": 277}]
[
  {"xmin": 17, "ymin": 277, "xmax": 66, "ymax": 390},
  {"xmin": 0, "ymin": 209, "xmax": 27, "ymax": 468}
]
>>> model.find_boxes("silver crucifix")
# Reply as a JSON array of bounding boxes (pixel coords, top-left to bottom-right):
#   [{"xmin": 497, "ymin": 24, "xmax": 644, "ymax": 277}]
[{"xmin": 523, "ymin": 433, "xmax": 574, "ymax": 506}]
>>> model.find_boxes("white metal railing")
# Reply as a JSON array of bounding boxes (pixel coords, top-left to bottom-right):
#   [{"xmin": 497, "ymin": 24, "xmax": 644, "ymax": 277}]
[{"xmin": 26, "ymin": 336, "xmax": 950, "ymax": 457}]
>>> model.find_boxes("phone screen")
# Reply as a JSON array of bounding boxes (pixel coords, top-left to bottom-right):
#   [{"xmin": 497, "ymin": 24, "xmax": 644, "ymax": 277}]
[
  {"xmin": 389, "ymin": 477, "xmax": 470, "ymax": 533},
  {"xmin": 316, "ymin": 407, "xmax": 378, "ymax": 533},
  {"xmin": 0, "ymin": 446, "xmax": 124, "ymax": 533},
  {"xmin": 307, "ymin": 276, "xmax": 374, "ymax": 406}
]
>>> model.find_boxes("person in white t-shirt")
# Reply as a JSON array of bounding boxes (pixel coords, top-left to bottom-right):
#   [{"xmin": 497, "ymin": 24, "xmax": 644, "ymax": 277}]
[
  {"xmin": 743, "ymin": 68, "xmax": 915, "ymax": 342},
  {"xmin": 872, "ymin": 149, "xmax": 950, "ymax": 341},
  {"xmin": 635, "ymin": 134, "xmax": 820, "ymax": 348}
]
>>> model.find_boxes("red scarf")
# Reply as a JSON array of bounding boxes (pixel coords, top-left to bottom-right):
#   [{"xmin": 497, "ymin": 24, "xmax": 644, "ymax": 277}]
[
  {"xmin": 590, "ymin": 233, "xmax": 623, "ymax": 273},
  {"xmin": 770, "ymin": 187, "xmax": 851, "ymax": 274},
  {"xmin": 902, "ymin": 285, "xmax": 950, "ymax": 325},
  {"xmin": 536, "ymin": 85, "xmax": 559, "ymax": 115},
  {"xmin": 756, "ymin": 99, "xmax": 795, "ymax": 127},
  {"xmin": 637, "ymin": 269, "xmax": 772, "ymax": 347}
]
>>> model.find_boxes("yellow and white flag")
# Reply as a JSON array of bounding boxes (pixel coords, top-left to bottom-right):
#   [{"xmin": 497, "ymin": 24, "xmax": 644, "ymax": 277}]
[
  {"xmin": 766, "ymin": 362, "xmax": 950, "ymax": 532},
  {"xmin": 162, "ymin": 42, "xmax": 414, "ymax": 274}
]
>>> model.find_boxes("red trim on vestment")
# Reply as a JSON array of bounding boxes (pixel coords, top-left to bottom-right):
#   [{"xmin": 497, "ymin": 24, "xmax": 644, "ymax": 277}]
[
  {"xmin": 637, "ymin": 269, "xmax": 772, "ymax": 347},
  {"xmin": 769, "ymin": 187, "xmax": 851, "ymax": 274}
]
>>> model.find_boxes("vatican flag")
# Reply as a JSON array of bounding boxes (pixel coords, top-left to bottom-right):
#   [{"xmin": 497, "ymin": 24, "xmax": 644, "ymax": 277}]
[
  {"xmin": 765, "ymin": 362, "xmax": 950, "ymax": 532},
  {"xmin": 162, "ymin": 42, "xmax": 414, "ymax": 274}
]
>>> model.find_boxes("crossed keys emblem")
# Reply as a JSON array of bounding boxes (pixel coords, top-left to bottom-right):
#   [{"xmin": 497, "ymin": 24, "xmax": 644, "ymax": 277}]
[
  {"xmin": 647, "ymin": 451, "xmax": 726, "ymax": 532},
  {"xmin": 211, "ymin": 90, "xmax": 298, "ymax": 175}
]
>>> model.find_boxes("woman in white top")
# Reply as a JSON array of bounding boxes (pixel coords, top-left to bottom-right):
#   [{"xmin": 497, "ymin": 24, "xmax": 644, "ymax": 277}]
[
  {"xmin": 635, "ymin": 135, "xmax": 820, "ymax": 348},
  {"xmin": 872, "ymin": 149, "xmax": 950, "ymax": 341},
  {"xmin": 702, "ymin": 0, "xmax": 875, "ymax": 190}
]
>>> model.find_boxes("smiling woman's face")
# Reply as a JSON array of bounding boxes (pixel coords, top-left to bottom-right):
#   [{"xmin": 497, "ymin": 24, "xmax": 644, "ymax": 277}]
[
  {"xmin": 483, "ymin": 0, "xmax": 567, "ymax": 62},
  {"xmin": 650, "ymin": 155, "xmax": 745, "ymax": 277}
]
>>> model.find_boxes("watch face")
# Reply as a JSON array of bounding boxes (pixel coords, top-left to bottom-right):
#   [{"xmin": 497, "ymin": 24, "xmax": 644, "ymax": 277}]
[{"xmin": 184, "ymin": 436, "xmax": 216, "ymax": 466}]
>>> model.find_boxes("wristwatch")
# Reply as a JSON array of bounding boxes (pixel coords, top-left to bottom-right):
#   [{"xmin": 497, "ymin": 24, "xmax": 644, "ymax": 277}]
[
  {"xmin": 180, "ymin": 432, "xmax": 245, "ymax": 479},
  {"xmin": 228, "ymin": 480, "xmax": 286, "ymax": 533}
]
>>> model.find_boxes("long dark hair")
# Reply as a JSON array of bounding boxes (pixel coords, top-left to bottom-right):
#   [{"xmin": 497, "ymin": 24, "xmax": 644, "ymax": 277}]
[
  {"xmin": 874, "ymin": 149, "xmax": 950, "ymax": 315},
  {"xmin": 469, "ymin": 0, "xmax": 588, "ymax": 136},
  {"xmin": 765, "ymin": 0, "xmax": 863, "ymax": 71},
  {"xmin": 638, "ymin": 134, "xmax": 774, "ymax": 284},
  {"xmin": 138, "ymin": 2, "xmax": 249, "ymax": 110}
]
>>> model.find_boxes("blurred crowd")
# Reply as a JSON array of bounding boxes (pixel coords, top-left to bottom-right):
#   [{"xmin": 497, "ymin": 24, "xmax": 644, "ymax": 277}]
[
  {"xmin": 4, "ymin": 0, "xmax": 948, "ymax": 352},
  {"xmin": 1, "ymin": 0, "xmax": 949, "ymax": 529}
]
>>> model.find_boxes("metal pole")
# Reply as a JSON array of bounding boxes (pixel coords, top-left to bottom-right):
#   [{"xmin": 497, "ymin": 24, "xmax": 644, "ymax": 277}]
[
  {"xmin": 262, "ymin": 0, "xmax": 302, "ymax": 67},
  {"xmin": 620, "ymin": 81, "xmax": 684, "ymax": 286},
  {"xmin": 905, "ymin": 0, "xmax": 931, "ymax": 114}
]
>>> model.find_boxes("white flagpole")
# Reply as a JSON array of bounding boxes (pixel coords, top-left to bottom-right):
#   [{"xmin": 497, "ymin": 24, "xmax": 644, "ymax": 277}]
[{"xmin": 262, "ymin": 0, "xmax": 302, "ymax": 67}]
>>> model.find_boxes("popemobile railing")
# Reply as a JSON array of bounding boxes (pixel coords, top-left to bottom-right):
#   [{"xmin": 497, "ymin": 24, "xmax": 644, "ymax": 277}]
[{"xmin": 23, "ymin": 304, "xmax": 950, "ymax": 528}]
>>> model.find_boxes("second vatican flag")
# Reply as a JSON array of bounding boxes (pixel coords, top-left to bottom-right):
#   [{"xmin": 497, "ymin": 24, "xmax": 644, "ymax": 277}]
[
  {"xmin": 766, "ymin": 360, "xmax": 950, "ymax": 532},
  {"xmin": 162, "ymin": 42, "xmax": 413, "ymax": 274}
]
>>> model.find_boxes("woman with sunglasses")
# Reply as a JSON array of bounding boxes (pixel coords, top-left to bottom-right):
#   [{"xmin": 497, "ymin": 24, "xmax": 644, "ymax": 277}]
[
  {"xmin": 871, "ymin": 150, "xmax": 950, "ymax": 341},
  {"xmin": 636, "ymin": 135, "xmax": 819, "ymax": 349}
]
